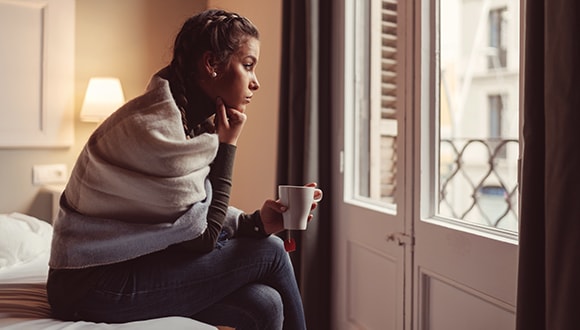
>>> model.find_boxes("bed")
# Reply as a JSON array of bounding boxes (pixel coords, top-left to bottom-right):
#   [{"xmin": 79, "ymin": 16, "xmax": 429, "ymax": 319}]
[{"xmin": 0, "ymin": 212, "xmax": 219, "ymax": 329}]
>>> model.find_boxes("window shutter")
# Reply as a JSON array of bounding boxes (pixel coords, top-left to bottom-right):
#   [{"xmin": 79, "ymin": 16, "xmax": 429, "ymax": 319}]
[
  {"xmin": 381, "ymin": 0, "xmax": 398, "ymax": 120},
  {"xmin": 379, "ymin": 0, "xmax": 398, "ymax": 203}
]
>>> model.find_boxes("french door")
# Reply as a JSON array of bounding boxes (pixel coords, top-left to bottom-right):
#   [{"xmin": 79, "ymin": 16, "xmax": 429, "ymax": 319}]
[
  {"xmin": 331, "ymin": 0, "xmax": 521, "ymax": 329},
  {"xmin": 331, "ymin": 0, "xmax": 412, "ymax": 328}
]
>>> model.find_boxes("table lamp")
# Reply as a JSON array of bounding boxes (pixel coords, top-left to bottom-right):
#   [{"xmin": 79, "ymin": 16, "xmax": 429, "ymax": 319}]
[{"xmin": 80, "ymin": 77, "xmax": 125, "ymax": 122}]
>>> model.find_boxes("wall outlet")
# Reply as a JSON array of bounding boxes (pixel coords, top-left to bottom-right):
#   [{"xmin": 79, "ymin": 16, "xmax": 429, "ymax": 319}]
[{"xmin": 32, "ymin": 164, "xmax": 68, "ymax": 185}]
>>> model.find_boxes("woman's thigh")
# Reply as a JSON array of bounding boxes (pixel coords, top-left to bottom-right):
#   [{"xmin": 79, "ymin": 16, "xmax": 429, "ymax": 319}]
[{"xmin": 76, "ymin": 235, "xmax": 298, "ymax": 323}]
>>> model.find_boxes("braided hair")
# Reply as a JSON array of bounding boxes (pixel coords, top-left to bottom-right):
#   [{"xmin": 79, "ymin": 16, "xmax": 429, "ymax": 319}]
[{"xmin": 168, "ymin": 9, "xmax": 259, "ymax": 138}]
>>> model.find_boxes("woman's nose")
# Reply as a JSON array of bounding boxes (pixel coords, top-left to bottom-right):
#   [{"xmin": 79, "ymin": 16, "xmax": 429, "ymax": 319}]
[{"xmin": 251, "ymin": 75, "xmax": 260, "ymax": 91}]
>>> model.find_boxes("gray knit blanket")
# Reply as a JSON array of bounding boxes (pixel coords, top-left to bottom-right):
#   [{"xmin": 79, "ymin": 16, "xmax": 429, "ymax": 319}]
[{"xmin": 49, "ymin": 73, "xmax": 241, "ymax": 269}]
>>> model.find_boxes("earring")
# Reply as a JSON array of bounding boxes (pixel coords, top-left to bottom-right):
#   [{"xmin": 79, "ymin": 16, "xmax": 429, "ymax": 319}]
[{"xmin": 211, "ymin": 71, "xmax": 217, "ymax": 78}]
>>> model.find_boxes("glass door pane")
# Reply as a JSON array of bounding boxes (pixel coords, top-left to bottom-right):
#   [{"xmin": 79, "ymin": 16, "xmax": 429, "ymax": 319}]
[
  {"xmin": 347, "ymin": 0, "xmax": 399, "ymax": 212},
  {"xmin": 437, "ymin": 0, "xmax": 520, "ymax": 233}
]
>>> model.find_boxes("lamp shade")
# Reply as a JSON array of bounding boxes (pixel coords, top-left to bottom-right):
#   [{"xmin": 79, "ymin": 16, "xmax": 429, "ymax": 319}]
[{"xmin": 80, "ymin": 77, "xmax": 125, "ymax": 122}]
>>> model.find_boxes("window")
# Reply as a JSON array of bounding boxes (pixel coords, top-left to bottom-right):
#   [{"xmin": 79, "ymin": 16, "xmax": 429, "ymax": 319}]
[
  {"xmin": 347, "ymin": 0, "xmax": 519, "ymax": 230},
  {"xmin": 438, "ymin": 0, "xmax": 519, "ymax": 232},
  {"xmin": 489, "ymin": 94, "xmax": 506, "ymax": 158},
  {"xmin": 347, "ymin": 0, "xmax": 399, "ymax": 211},
  {"xmin": 488, "ymin": 7, "xmax": 508, "ymax": 69},
  {"xmin": 375, "ymin": 0, "xmax": 398, "ymax": 204}
]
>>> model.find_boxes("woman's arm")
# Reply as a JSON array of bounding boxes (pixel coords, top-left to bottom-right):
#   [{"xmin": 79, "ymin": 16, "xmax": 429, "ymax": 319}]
[
  {"xmin": 235, "ymin": 210, "xmax": 268, "ymax": 238},
  {"xmin": 171, "ymin": 142, "xmax": 236, "ymax": 253}
]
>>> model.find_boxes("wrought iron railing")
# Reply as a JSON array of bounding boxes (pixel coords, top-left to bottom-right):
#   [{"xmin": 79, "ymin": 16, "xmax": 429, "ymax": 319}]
[{"xmin": 439, "ymin": 138, "xmax": 519, "ymax": 231}]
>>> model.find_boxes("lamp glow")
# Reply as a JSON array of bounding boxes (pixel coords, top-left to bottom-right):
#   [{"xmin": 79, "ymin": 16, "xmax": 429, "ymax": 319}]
[{"xmin": 80, "ymin": 77, "xmax": 125, "ymax": 122}]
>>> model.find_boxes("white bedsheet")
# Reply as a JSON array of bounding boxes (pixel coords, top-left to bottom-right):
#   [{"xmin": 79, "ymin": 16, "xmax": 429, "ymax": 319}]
[
  {"xmin": 0, "ymin": 251, "xmax": 48, "ymax": 284},
  {"xmin": 0, "ymin": 316, "xmax": 217, "ymax": 329},
  {"xmin": 0, "ymin": 213, "xmax": 217, "ymax": 329}
]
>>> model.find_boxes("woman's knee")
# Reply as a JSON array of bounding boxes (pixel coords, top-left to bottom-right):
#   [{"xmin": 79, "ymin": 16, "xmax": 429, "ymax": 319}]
[
  {"xmin": 258, "ymin": 235, "xmax": 285, "ymax": 250},
  {"xmin": 249, "ymin": 284, "xmax": 284, "ymax": 328},
  {"xmin": 236, "ymin": 235, "xmax": 288, "ymax": 263}
]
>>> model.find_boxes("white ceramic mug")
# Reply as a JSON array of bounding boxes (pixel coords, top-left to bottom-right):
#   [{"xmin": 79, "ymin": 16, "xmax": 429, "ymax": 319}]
[{"xmin": 278, "ymin": 185, "xmax": 323, "ymax": 230}]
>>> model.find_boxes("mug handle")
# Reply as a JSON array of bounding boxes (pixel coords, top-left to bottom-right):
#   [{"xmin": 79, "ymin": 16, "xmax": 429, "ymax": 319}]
[{"xmin": 313, "ymin": 188, "xmax": 323, "ymax": 202}]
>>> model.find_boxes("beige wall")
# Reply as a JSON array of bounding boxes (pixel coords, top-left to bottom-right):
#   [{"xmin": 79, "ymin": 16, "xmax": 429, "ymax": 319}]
[
  {"xmin": 208, "ymin": 0, "xmax": 282, "ymax": 212},
  {"xmin": 0, "ymin": 0, "xmax": 281, "ymax": 219}
]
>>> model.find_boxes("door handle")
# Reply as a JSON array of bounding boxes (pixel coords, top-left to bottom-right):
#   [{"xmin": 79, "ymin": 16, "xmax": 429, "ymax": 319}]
[{"xmin": 386, "ymin": 232, "xmax": 414, "ymax": 246}]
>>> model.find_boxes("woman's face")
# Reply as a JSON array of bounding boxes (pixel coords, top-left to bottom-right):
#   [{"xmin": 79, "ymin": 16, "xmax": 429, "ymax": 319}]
[{"xmin": 207, "ymin": 37, "xmax": 261, "ymax": 113}]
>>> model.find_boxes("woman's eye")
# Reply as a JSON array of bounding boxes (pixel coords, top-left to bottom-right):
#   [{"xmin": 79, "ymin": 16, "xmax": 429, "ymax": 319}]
[{"xmin": 244, "ymin": 63, "xmax": 254, "ymax": 70}]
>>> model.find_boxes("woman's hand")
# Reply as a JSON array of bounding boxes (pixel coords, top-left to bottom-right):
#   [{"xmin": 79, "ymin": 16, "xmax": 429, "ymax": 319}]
[
  {"xmin": 215, "ymin": 97, "xmax": 247, "ymax": 145},
  {"xmin": 259, "ymin": 182, "xmax": 321, "ymax": 235}
]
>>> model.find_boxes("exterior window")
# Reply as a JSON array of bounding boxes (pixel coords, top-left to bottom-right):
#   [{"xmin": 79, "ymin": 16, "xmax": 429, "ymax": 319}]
[
  {"xmin": 488, "ymin": 7, "xmax": 508, "ymax": 69},
  {"xmin": 488, "ymin": 94, "xmax": 506, "ymax": 158}
]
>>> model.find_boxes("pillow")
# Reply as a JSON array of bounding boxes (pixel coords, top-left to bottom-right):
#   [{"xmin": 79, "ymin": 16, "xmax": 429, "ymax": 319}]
[{"xmin": 0, "ymin": 213, "xmax": 52, "ymax": 269}]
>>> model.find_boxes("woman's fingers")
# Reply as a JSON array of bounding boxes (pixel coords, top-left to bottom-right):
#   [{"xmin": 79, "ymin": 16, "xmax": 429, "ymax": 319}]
[
  {"xmin": 225, "ymin": 108, "xmax": 247, "ymax": 128},
  {"xmin": 264, "ymin": 199, "xmax": 287, "ymax": 213},
  {"xmin": 310, "ymin": 202, "xmax": 318, "ymax": 211},
  {"xmin": 215, "ymin": 97, "xmax": 247, "ymax": 145},
  {"xmin": 215, "ymin": 97, "xmax": 228, "ymax": 125}
]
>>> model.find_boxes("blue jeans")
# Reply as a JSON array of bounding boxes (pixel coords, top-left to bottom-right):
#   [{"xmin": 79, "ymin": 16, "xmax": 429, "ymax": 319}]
[{"xmin": 66, "ymin": 236, "xmax": 305, "ymax": 329}]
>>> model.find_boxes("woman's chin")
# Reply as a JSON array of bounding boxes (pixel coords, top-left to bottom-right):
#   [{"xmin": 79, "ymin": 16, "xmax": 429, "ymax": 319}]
[{"xmin": 233, "ymin": 104, "xmax": 247, "ymax": 113}]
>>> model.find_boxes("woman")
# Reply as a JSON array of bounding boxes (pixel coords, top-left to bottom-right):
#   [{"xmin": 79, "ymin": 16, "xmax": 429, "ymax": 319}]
[{"xmin": 47, "ymin": 9, "xmax": 316, "ymax": 330}]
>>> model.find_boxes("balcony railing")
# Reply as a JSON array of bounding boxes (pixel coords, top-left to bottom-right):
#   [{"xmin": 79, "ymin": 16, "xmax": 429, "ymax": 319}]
[{"xmin": 439, "ymin": 138, "xmax": 519, "ymax": 231}]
